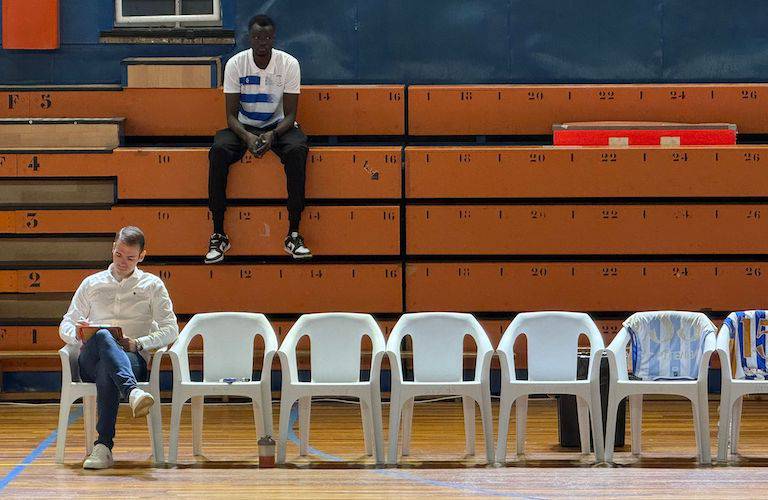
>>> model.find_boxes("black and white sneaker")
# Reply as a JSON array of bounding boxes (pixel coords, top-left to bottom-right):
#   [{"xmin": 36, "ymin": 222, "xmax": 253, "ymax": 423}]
[
  {"xmin": 204, "ymin": 233, "xmax": 231, "ymax": 264},
  {"xmin": 284, "ymin": 232, "xmax": 312, "ymax": 259}
]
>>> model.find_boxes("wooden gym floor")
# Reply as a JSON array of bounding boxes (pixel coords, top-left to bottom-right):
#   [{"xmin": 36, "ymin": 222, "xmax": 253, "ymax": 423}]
[{"xmin": 1, "ymin": 398, "xmax": 767, "ymax": 498}]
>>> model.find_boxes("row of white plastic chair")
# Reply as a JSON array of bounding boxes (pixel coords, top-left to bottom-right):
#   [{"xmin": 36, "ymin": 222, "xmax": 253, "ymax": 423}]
[{"xmin": 56, "ymin": 310, "xmax": 765, "ymax": 465}]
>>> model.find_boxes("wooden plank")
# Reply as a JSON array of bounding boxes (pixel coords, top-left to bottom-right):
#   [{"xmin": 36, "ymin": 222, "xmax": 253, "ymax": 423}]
[
  {"xmin": 0, "ymin": 118, "xmax": 123, "ymax": 149},
  {"xmin": 4, "ymin": 264, "xmax": 403, "ymax": 314},
  {"xmin": 0, "ymin": 86, "xmax": 406, "ymax": 136},
  {"xmin": 405, "ymin": 146, "xmax": 768, "ymax": 198},
  {"xmin": 406, "ymin": 262, "xmax": 768, "ymax": 312},
  {"xmin": 6, "ymin": 205, "xmax": 401, "ymax": 256},
  {"xmin": 0, "ymin": 146, "xmax": 402, "ymax": 199},
  {"xmin": 408, "ymin": 84, "xmax": 768, "ymax": 135},
  {"xmin": 126, "ymin": 65, "xmax": 215, "ymax": 89},
  {"xmin": 406, "ymin": 205, "xmax": 767, "ymax": 255}
]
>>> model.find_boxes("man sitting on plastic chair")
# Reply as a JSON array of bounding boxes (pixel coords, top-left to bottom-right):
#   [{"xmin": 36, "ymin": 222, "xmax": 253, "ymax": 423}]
[{"xmin": 58, "ymin": 226, "xmax": 179, "ymax": 469}]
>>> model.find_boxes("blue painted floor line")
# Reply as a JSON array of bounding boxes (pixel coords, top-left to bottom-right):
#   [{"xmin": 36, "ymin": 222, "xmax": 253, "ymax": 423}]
[
  {"xmin": 286, "ymin": 405, "xmax": 540, "ymax": 499},
  {"xmin": 0, "ymin": 406, "xmax": 83, "ymax": 491}
]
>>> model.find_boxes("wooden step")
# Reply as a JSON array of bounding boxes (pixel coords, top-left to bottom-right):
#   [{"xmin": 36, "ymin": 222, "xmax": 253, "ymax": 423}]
[
  {"xmin": 406, "ymin": 204, "xmax": 767, "ymax": 255},
  {"xmin": 408, "ymin": 84, "xmax": 768, "ymax": 135},
  {"xmin": 406, "ymin": 261, "xmax": 767, "ymax": 312},
  {"xmin": 0, "ymin": 118, "xmax": 123, "ymax": 149},
  {"xmin": 0, "ymin": 237, "xmax": 113, "ymax": 263},
  {"xmin": 0, "ymin": 294, "xmax": 72, "ymax": 320},
  {"xmin": 405, "ymin": 145, "xmax": 768, "ymax": 198},
  {"xmin": 0, "ymin": 147, "xmax": 402, "ymax": 200},
  {"xmin": 0, "ymin": 86, "xmax": 405, "ymax": 136},
  {"xmin": 1, "ymin": 264, "xmax": 403, "ymax": 314},
  {"xmin": 2, "ymin": 205, "xmax": 401, "ymax": 256},
  {"xmin": 122, "ymin": 57, "xmax": 221, "ymax": 89},
  {"xmin": 0, "ymin": 178, "xmax": 114, "ymax": 207}
]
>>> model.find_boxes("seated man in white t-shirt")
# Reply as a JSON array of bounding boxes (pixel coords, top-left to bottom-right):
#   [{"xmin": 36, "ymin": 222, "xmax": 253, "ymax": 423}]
[{"xmin": 206, "ymin": 14, "xmax": 312, "ymax": 263}]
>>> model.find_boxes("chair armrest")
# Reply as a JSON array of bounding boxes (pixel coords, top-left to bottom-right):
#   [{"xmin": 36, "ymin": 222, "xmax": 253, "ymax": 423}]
[
  {"xmin": 167, "ymin": 346, "xmax": 191, "ymax": 384},
  {"xmin": 260, "ymin": 349, "xmax": 276, "ymax": 389},
  {"xmin": 58, "ymin": 346, "xmax": 74, "ymax": 385},
  {"xmin": 148, "ymin": 346, "xmax": 167, "ymax": 392},
  {"xmin": 496, "ymin": 349, "xmax": 516, "ymax": 382},
  {"xmin": 697, "ymin": 332, "xmax": 717, "ymax": 381},
  {"xmin": 475, "ymin": 346, "xmax": 494, "ymax": 383},
  {"xmin": 587, "ymin": 348, "xmax": 605, "ymax": 383},
  {"xmin": 276, "ymin": 350, "xmax": 299, "ymax": 385},
  {"xmin": 716, "ymin": 324, "xmax": 734, "ymax": 382},
  {"xmin": 605, "ymin": 328, "xmax": 630, "ymax": 382}
]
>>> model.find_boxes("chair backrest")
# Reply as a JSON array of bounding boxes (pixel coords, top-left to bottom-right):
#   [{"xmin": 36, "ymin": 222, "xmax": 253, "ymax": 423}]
[
  {"xmin": 723, "ymin": 310, "xmax": 768, "ymax": 380},
  {"xmin": 624, "ymin": 311, "xmax": 715, "ymax": 380},
  {"xmin": 389, "ymin": 312, "xmax": 491, "ymax": 383},
  {"xmin": 500, "ymin": 311, "xmax": 604, "ymax": 381},
  {"xmin": 178, "ymin": 312, "xmax": 277, "ymax": 383},
  {"xmin": 283, "ymin": 313, "xmax": 385, "ymax": 383}
]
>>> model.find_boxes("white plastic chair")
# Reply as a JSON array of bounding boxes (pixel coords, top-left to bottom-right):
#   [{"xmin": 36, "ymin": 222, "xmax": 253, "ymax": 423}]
[
  {"xmin": 276, "ymin": 313, "xmax": 386, "ymax": 464},
  {"xmin": 55, "ymin": 343, "xmax": 166, "ymax": 463},
  {"xmin": 386, "ymin": 312, "xmax": 494, "ymax": 464},
  {"xmin": 495, "ymin": 312, "xmax": 605, "ymax": 463},
  {"xmin": 716, "ymin": 311, "xmax": 768, "ymax": 462},
  {"xmin": 167, "ymin": 312, "xmax": 277, "ymax": 464},
  {"xmin": 604, "ymin": 311, "xmax": 716, "ymax": 464}
]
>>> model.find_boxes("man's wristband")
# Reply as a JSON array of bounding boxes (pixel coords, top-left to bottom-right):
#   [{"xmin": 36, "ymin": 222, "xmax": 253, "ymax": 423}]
[{"xmin": 136, "ymin": 339, "xmax": 144, "ymax": 352}]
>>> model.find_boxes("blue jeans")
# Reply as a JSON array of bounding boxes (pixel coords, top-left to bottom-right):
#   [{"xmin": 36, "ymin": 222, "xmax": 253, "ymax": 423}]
[{"xmin": 78, "ymin": 329, "xmax": 147, "ymax": 449}]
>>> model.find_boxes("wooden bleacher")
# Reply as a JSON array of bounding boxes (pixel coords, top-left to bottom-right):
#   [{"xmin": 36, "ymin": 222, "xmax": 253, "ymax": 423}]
[
  {"xmin": 1, "ymin": 79, "xmax": 764, "ymax": 396},
  {"xmin": 0, "ymin": 86, "xmax": 405, "ymax": 136},
  {"xmin": 408, "ymin": 84, "xmax": 768, "ymax": 135}
]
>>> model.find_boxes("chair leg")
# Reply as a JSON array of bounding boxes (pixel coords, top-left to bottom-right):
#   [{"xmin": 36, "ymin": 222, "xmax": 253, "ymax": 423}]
[
  {"xmin": 462, "ymin": 396, "xmax": 476, "ymax": 456},
  {"xmin": 731, "ymin": 396, "xmax": 743, "ymax": 454},
  {"xmin": 148, "ymin": 395, "xmax": 164, "ymax": 464},
  {"xmin": 252, "ymin": 399, "xmax": 263, "ymax": 439},
  {"xmin": 717, "ymin": 391, "xmax": 731, "ymax": 463},
  {"xmin": 84, "ymin": 396, "xmax": 96, "ymax": 455},
  {"xmin": 589, "ymin": 386, "xmax": 605, "ymax": 463},
  {"xmin": 261, "ymin": 387, "xmax": 274, "ymax": 437},
  {"xmin": 386, "ymin": 387, "xmax": 403, "ymax": 464},
  {"xmin": 576, "ymin": 396, "xmax": 591, "ymax": 455},
  {"xmin": 371, "ymin": 386, "xmax": 385, "ymax": 465},
  {"xmin": 168, "ymin": 394, "xmax": 185, "ymax": 465},
  {"xmin": 629, "ymin": 394, "xmax": 642, "ymax": 456},
  {"xmin": 276, "ymin": 396, "xmax": 296, "ymax": 464},
  {"xmin": 191, "ymin": 396, "xmax": 203, "ymax": 456},
  {"xmin": 401, "ymin": 398, "xmax": 415, "ymax": 456},
  {"xmin": 604, "ymin": 393, "xmax": 622, "ymax": 463},
  {"xmin": 298, "ymin": 396, "xmax": 311, "ymax": 456},
  {"xmin": 360, "ymin": 399, "xmax": 373, "ymax": 456},
  {"xmin": 55, "ymin": 395, "xmax": 73, "ymax": 463},
  {"xmin": 479, "ymin": 389, "xmax": 494, "ymax": 464},
  {"xmin": 515, "ymin": 396, "xmax": 528, "ymax": 456},
  {"xmin": 494, "ymin": 395, "xmax": 514, "ymax": 464},
  {"xmin": 695, "ymin": 387, "xmax": 712, "ymax": 465}
]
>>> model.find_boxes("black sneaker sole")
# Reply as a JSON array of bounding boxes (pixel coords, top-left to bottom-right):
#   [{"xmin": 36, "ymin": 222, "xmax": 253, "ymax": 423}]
[{"xmin": 284, "ymin": 248, "xmax": 313, "ymax": 260}]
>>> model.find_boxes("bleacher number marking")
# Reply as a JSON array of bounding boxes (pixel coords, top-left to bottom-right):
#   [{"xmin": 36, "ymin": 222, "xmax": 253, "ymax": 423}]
[
  {"xmin": 27, "ymin": 156, "xmax": 40, "ymax": 172},
  {"xmin": 159, "ymin": 270, "xmax": 171, "ymax": 280},
  {"xmin": 741, "ymin": 90, "xmax": 759, "ymax": 100},
  {"xmin": 0, "ymin": 328, "xmax": 6, "ymax": 341},
  {"xmin": 746, "ymin": 266, "xmax": 762, "ymax": 277},
  {"xmin": 7, "ymin": 94, "xmax": 20, "ymax": 110},
  {"xmin": 157, "ymin": 211, "xmax": 170, "ymax": 221},
  {"xmin": 388, "ymin": 91, "xmax": 401, "ymax": 101},
  {"xmin": 25, "ymin": 212, "xmax": 39, "ymax": 229},
  {"xmin": 28, "ymin": 272, "xmax": 41, "ymax": 288},
  {"xmin": 597, "ymin": 90, "xmax": 615, "ymax": 101},
  {"xmin": 527, "ymin": 91, "xmax": 544, "ymax": 101},
  {"xmin": 40, "ymin": 94, "xmax": 52, "ymax": 109},
  {"xmin": 744, "ymin": 153, "xmax": 760, "ymax": 162},
  {"xmin": 0, "ymin": 156, "xmax": 5, "ymax": 168},
  {"xmin": 669, "ymin": 90, "xmax": 686, "ymax": 100},
  {"xmin": 158, "ymin": 154, "xmax": 171, "ymax": 165}
]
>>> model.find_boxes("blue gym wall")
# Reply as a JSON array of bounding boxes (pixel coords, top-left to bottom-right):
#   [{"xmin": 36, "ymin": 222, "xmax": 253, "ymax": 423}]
[{"xmin": 0, "ymin": 0, "xmax": 767, "ymax": 85}]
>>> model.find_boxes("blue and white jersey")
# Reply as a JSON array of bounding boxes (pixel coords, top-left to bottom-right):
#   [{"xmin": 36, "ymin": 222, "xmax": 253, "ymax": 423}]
[
  {"xmin": 724, "ymin": 310, "xmax": 768, "ymax": 380},
  {"xmin": 624, "ymin": 311, "xmax": 715, "ymax": 380},
  {"xmin": 223, "ymin": 48, "xmax": 301, "ymax": 129}
]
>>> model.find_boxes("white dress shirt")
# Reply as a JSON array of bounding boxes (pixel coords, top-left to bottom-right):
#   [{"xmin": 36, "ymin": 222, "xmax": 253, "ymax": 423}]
[{"xmin": 59, "ymin": 264, "xmax": 178, "ymax": 359}]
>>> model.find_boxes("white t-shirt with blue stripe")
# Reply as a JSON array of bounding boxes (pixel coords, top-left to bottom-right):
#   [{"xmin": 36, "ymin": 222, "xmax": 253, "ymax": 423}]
[{"xmin": 223, "ymin": 48, "xmax": 301, "ymax": 129}]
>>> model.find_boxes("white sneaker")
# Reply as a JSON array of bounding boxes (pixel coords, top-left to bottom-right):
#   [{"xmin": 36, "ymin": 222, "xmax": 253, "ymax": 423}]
[
  {"xmin": 129, "ymin": 387, "xmax": 155, "ymax": 418},
  {"xmin": 83, "ymin": 443, "xmax": 113, "ymax": 470}
]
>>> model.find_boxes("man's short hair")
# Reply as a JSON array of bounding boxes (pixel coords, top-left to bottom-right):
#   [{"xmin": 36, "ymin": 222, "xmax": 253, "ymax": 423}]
[
  {"xmin": 115, "ymin": 226, "xmax": 145, "ymax": 252},
  {"xmin": 248, "ymin": 14, "xmax": 275, "ymax": 31}
]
